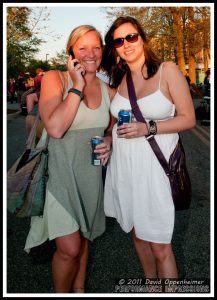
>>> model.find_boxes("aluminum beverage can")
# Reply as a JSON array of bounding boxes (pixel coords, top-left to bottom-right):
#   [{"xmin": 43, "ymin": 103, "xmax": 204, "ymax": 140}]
[
  {"xmin": 117, "ymin": 109, "xmax": 132, "ymax": 126},
  {"xmin": 91, "ymin": 136, "xmax": 103, "ymax": 166}
]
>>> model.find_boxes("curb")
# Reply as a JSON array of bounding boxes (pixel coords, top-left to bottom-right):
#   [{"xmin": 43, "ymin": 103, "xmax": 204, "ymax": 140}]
[{"xmin": 7, "ymin": 110, "xmax": 22, "ymax": 121}]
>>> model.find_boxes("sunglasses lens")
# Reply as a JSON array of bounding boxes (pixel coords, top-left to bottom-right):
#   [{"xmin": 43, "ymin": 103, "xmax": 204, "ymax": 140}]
[
  {"xmin": 113, "ymin": 38, "xmax": 124, "ymax": 48},
  {"xmin": 126, "ymin": 33, "xmax": 139, "ymax": 43},
  {"xmin": 113, "ymin": 33, "xmax": 139, "ymax": 48}
]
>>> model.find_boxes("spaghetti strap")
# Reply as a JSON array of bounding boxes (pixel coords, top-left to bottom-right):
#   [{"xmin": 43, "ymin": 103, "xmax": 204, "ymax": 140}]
[{"xmin": 159, "ymin": 62, "xmax": 165, "ymax": 90}]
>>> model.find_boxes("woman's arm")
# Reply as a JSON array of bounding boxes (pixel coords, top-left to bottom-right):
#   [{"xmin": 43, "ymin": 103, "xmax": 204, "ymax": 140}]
[
  {"xmin": 156, "ymin": 61, "xmax": 196, "ymax": 133},
  {"xmin": 39, "ymin": 58, "xmax": 85, "ymax": 138},
  {"xmin": 39, "ymin": 71, "xmax": 81, "ymax": 138}
]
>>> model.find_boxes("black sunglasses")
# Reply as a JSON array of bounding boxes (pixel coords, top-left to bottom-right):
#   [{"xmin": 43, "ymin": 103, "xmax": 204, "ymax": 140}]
[{"xmin": 113, "ymin": 33, "xmax": 139, "ymax": 48}]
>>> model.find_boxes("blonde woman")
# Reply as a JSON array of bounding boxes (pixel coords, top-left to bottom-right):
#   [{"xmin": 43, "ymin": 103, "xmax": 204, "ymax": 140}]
[{"xmin": 24, "ymin": 25, "xmax": 116, "ymax": 293}]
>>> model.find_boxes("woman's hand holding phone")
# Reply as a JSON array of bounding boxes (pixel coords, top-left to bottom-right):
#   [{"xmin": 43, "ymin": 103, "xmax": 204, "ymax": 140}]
[{"xmin": 68, "ymin": 56, "xmax": 86, "ymax": 90}]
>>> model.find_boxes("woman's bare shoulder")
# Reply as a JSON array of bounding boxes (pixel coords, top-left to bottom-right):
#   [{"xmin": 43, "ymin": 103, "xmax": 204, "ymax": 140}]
[
  {"xmin": 163, "ymin": 61, "xmax": 179, "ymax": 71},
  {"xmin": 43, "ymin": 69, "xmax": 67, "ymax": 79},
  {"xmin": 42, "ymin": 70, "xmax": 69, "ymax": 89},
  {"xmin": 163, "ymin": 61, "xmax": 184, "ymax": 80}
]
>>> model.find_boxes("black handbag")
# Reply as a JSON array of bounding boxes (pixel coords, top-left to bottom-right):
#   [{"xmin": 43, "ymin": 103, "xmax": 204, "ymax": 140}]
[{"xmin": 126, "ymin": 70, "xmax": 192, "ymax": 210}]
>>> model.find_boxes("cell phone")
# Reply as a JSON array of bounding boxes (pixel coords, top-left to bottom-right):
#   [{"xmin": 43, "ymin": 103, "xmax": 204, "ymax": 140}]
[
  {"xmin": 69, "ymin": 47, "xmax": 75, "ymax": 59},
  {"xmin": 69, "ymin": 48, "xmax": 78, "ymax": 66},
  {"xmin": 69, "ymin": 47, "xmax": 85, "ymax": 75}
]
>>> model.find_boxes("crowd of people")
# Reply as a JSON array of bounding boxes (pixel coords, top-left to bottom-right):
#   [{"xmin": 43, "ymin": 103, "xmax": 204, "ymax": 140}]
[
  {"xmin": 7, "ymin": 69, "xmax": 45, "ymax": 142},
  {"xmin": 8, "ymin": 15, "xmax": 211, "ymax": 294},
  {"xmin": 7, "ymin": 68, "xmax": 45, "ymax": 113},
  {"xmin": 7, "ymin": 74, "xmax": 26, "ymax": 104}
]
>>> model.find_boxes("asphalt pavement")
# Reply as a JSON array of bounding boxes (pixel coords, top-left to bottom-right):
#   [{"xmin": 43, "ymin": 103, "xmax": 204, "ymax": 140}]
[{"xmin": 5, "ymin": 101, "xmax": 212, "ymax": 295}]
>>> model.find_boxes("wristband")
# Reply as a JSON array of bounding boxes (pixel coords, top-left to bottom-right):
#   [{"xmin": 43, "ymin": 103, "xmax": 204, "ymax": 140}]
[{"xmin": 68, "ymin": 88, "xmax": 84, "ymax": 100}]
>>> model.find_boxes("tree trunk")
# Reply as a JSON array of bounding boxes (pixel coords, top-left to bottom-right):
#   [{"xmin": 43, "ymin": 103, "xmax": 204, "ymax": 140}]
[
  {"xmin": 202, "ymin": 7, "xmax": 210, "ymax": 72},
  {"xmin": 170, "ymin": 8, "xmax": 186, "ymax": 74},
  {"xmin": 188, "ymin": 54, "xmax": 196, "ymax": 84},
  {"xmin": 187, "ymin": 7, "xmax": 196, "ymax": 84},
  {"xmin": 203, "ymin": 48, "xmax": 209, "ymax": 72}
]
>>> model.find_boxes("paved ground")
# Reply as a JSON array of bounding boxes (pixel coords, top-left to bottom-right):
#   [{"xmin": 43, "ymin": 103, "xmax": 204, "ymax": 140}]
[{"xmin": 5, "ymin": 100, "xmax": 212, "ymax": 295}]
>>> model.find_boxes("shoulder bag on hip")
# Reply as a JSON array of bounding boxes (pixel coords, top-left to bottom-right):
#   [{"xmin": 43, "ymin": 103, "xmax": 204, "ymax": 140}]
[{"xmin": 7, "ymin": 112, "xmax": 49, "ymax": 217}]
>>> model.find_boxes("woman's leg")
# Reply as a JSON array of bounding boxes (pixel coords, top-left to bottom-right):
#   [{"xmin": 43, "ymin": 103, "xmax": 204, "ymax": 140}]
[
  {"xmin": 72, "ymin": 237, "xmax": 89, "ymax": 293},
  {"xmin": 150, "ymin": 242, "xmax": 178, "ymax": 278},
  {"xmin": 52, "ymin": 231, "xmax": 81, "ymax": 293},
  {"xmin": 131, "ymin": 229, "xmax": 157, "ymax": 278}
]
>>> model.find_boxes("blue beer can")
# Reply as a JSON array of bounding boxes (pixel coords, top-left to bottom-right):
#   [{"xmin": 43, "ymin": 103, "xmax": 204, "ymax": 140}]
[
  {"xmin": 91, "ymin": 136, "xmax": 103, "ymax": 166},
  {"xmin": 117, "ymin": 109, "xmax": 132, "ymax": 126}
]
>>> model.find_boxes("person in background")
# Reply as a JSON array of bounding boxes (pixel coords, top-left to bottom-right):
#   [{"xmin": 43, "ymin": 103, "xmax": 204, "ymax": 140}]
[
  {"xmin": 26, "ymin": 68, "xmax": 45, "ymax": 113},
  {"xmin": 7, "ymin": 78, "xmax": 16, "ymax": 103},
  {"xmin": 24, "ymin": 24, "xmax": 116, "ymax": 293},
  {"xmin": 20, "ymin": 73, "xmax": 35, "ymax": 114},
  {"xmin": 24, "ymin": 73, "xmax": 35, "ymax": 90},
  {"xmin": 34, "ymin": 68, "xmax": 44, "ymax": 92},
  {"xmin": 101, "ymin": 16, "xmax": 195, "ymax": 280},
  {"xmin": 14, "ymin": 73, "xmax": 26, "ymax": 103},
  {"xmin": 203, "ymin": 69, "xmax": 210, "ymax": 98},
  {"xmin": 24, "ymin": 70, "xmax": 43, "ymax": 142}
]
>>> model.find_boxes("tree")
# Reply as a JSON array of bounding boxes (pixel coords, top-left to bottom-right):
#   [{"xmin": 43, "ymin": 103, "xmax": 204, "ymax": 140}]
[
  {"xmin": 169, "ymin": 7, "xmax": 186, "ymax": 74},
  {"xmin": 49, "ymin": 50, "xmax": 68, "ymax": 71},
  {"xmin": 103, "ymin": 6, "xmax": 211, "ymax": 83},
  {"xmin": 7, "ymin": 7, "xmax": 62, "ymax": 79},
  {"xmin": 201, "ymin": 7, "xmax": 210, "ymax": 72},
  {"xmin": 26, "ymin": 59, "xmax": 51, "ymax": 75},
  {"xmin": 185, "ymin": 7, "xmax": 197, "ymax": 84},
  {"xmin": 7, "ymin": 7, "xmax": 42, "ymax": 78}
]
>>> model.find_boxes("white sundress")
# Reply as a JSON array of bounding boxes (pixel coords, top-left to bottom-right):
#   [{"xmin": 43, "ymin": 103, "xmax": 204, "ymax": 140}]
[{"xmin": 104, "ymin": 63, "xmax": 179, "ymax": 244}]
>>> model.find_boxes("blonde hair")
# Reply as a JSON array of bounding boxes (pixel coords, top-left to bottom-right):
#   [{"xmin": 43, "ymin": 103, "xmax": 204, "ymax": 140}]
[{"xmin": 66, "ymin": 25, "xmax": 103, "ymax": 55}]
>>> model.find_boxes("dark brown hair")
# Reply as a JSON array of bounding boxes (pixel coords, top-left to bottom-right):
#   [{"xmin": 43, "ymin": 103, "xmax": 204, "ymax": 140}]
[{"xmin": 101, "ymin": 16, "xmax": 162, "ymax": 88}]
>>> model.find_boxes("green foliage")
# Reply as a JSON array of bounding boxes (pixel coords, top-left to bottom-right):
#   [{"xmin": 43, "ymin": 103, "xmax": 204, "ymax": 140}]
[
  {"xmin": 7, "ymin": 7, "xmax": 62, "ymax": 79},
  {"xmin": 26, "ymin": 59, "xmax": 51, "ymax": 75},
  {"xmin": 49, "ymin": 50, "xmax": 68, "ymax": 71},
  {"xmin": 7, "ymin": 7, "xmax": 42, "ymax": 78}
]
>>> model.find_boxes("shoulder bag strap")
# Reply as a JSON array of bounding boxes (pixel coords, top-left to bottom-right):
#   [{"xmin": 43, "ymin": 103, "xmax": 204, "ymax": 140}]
[
  {"xmin": 25, "ymin": 112, "xmax": 41, "ymax": 149},
  {"xmin": 58, "ymin": 70, "xmax": 67, "ymax": 97},
  {"xmin": 126, "ymin": 70, "xmax": 171, "ymax": 175},
  {"xmin": 25, "ymin": 71, "xmax": 57, "ymax": 149},
  {"xmin": 126, "ymin": 71, "xmax": 146, "ymax": 123},
  {"xmin": 26, "ymin": 112, "xmax": 50, "ymax": 150}
]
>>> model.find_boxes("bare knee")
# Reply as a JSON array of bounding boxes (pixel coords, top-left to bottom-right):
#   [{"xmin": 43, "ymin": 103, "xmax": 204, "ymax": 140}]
[
  {"xmin": 150, "ymin": 243, "xmax": 173, "ymax": 262},
  {"xmin": 55, "ymin": 232, "xmax": 81, "ymax": 261}
]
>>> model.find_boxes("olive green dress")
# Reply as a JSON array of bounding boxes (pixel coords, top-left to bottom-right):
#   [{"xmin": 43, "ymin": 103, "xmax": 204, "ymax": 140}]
[{"xmin": 24, "ymin": 73, "xmax": 110, "ymax": 252}]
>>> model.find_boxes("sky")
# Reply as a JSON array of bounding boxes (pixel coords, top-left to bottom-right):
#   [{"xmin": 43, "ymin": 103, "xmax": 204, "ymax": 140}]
[
  {"xmin": 4, "ymin": 3, "xmax": 214, "ymax": 63},
  {"xmin": 33, "ymin": 5, "xmax": 112, "ymax": 61}
]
